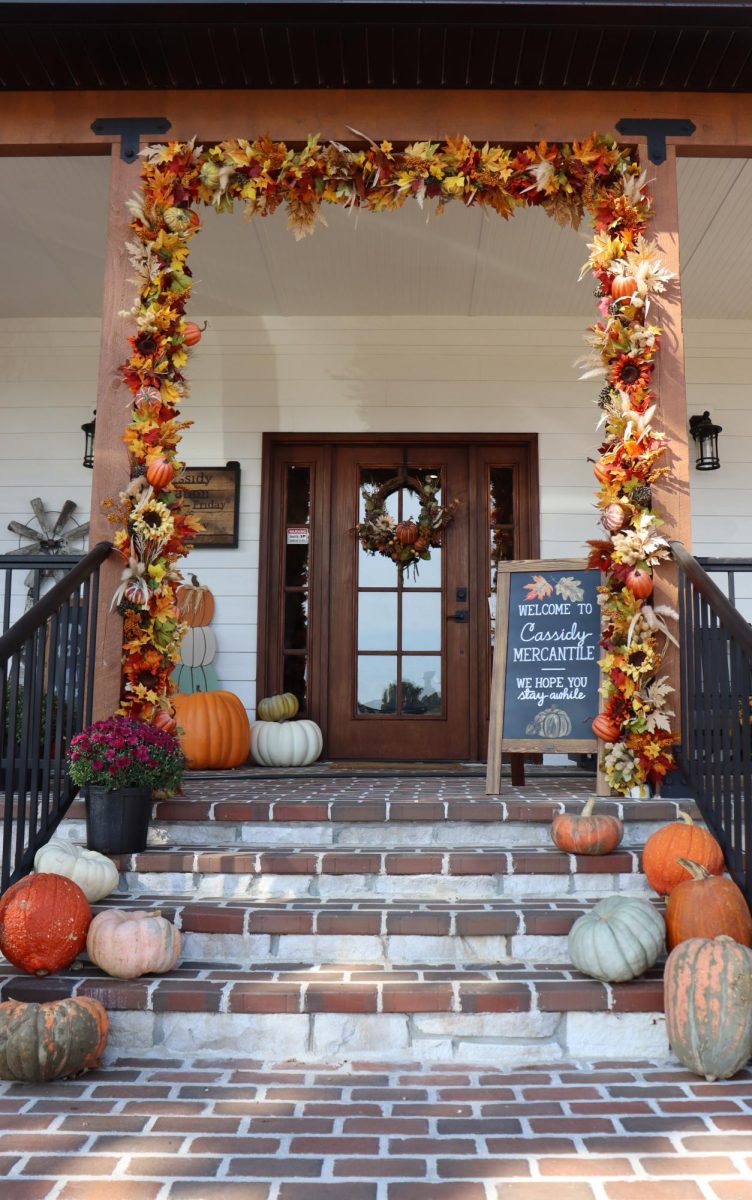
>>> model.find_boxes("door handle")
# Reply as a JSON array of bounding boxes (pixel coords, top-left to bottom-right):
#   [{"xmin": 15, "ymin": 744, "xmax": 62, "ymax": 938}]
[{"xmin": 449, "ymin": 610, "xmax": 469, "ymax": 623}]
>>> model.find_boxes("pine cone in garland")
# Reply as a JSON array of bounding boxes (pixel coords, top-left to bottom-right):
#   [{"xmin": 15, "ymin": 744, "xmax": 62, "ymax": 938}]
[
  {"xmin": 598, "ymin": 387, "xmax": 612, "ymax": 409},
  {"xmin": 632, "ymin": 485, "xmax": 653, "ymax": 508},
  {"xmin": 134, "ymin": 463, "xmax": 148, "ymax": 477}
]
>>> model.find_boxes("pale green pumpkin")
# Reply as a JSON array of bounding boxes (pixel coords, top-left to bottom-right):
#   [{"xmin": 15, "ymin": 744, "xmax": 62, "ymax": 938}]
[{"xmin": 568, "ymin": 895, "xmax": 665, "ymax": 982}]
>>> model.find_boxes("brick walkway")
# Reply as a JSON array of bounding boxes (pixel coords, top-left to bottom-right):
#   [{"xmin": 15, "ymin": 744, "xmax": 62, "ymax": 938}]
[{"xmin": 1, "ymin": 1059, "xmax": 751, "ymax": 1199}]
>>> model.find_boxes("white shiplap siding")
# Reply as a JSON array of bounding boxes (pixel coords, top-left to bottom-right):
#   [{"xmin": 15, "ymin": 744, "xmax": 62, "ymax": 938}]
[{"xmin": 1, "ymin": 316, "xmax": 750, "ymax": 712}]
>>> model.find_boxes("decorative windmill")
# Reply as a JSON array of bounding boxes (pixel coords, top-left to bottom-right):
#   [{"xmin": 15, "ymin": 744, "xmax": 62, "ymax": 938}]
[{"xmin": 7, "ymin": 498, "xmax": 89, "ymax": 602}]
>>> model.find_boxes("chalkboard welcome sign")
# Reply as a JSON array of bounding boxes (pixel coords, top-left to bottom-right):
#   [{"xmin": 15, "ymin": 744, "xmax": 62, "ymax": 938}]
[{"xmin": 486, "ymin": 559, "xmax": 601, "ymax": 795}]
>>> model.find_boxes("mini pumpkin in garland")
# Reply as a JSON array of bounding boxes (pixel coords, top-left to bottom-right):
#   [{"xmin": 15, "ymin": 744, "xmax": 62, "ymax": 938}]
[
  {"xmin": 642, "ymin": 813, "xmax": 724, "ymax": 895},
  {"xmin": 0, "ymin": 874, "xmax": 91, "ymax": 976},
  {"xmin": 550, "ymin": 797, "xmax": 624, "ymax": 856},
  {"xmin": 0, "ymin": 997, "xmax": 108, "ymax": 1082},
  {"xmin": 665, "ymin": 858, "xmax": 752, "ymax": 951}
]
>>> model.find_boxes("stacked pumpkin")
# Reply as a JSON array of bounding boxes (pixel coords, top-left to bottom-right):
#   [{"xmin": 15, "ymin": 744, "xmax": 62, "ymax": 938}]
[
  {"xmin": 251, "ymin": 691, "xmax": 323, "ymax": 768},
  {"xmin": 0, "ymin": 840, "xmax": 183, "ymax": 1082},
  {"xmin": 171, "ymin": 576, "xmax": 251, "ymax": 770}
]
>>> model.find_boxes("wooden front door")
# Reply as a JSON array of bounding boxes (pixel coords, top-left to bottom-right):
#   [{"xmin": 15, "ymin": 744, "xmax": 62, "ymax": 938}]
[
  {"xmin": 258, "ymin": 435, "xmax": 539, "ymax": 761},
  {"xmin": 327, "ymin": 443, "xmax": 471, "ymax": 760}
]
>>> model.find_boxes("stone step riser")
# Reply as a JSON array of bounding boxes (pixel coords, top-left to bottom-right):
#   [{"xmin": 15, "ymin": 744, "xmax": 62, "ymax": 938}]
[
  {"xmin": 103, "ymin": 1008, "xmax": 670, "ymax": 1068},
  {"xmin": 61, "ymin": 818, "xmax": 666, "ymax": 850},
  {"xmin": 124, "ymin": 869, "xmax": 653, "ymax": 901},
  {"xmin": 179, "ymin": 929, "xmax": 568, "ymax": 964}
]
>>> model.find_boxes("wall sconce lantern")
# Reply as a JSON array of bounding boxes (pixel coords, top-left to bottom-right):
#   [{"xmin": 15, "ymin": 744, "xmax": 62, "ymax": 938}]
[
  {"xmin": 689, "ymin": 410, "xmax": 722, "ymax": 471},
  {"xmin": 81, "ymin": 412, "xmax": 96, "ymax": 469}
]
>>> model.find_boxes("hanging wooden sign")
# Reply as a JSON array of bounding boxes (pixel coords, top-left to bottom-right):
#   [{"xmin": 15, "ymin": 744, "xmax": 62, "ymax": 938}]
[
  {"xmin": 486, "ymin": 558, "xmax": 601, "ymax": 795},
  {"xmin": 177, "ymin": 461, "xmax": 240, "ymax": 548}
]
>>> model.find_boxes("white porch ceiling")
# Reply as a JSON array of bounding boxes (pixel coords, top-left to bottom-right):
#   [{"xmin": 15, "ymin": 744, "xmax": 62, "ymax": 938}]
[{"xmin": 0, "ymin": 155, "xmax": 750, "ymax": 320}]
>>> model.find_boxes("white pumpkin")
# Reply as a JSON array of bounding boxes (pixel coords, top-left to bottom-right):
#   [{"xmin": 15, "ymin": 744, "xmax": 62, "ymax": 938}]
[
  {"xmin": 87, "ymin": 910, "xmax": 181, "ymax": 979},
  {"xmin": 179, "ymin": 627, "xmax": 217, "ymax": 667},
  {"xmin": 568, "ymin": 895, "xmax": 665, "ymax": 983},
  {"xmin": 34, "ymin": 838, "xmax": 119, "ymax": 904},
  {"xmin": 251, "ymin": 719, "xmax": 323, "ymax": 767}
]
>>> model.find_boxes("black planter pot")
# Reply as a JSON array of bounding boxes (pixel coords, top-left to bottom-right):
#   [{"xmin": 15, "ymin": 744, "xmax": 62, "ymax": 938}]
[{"xmin": 86, "ymin": 786, "xmax": 153, "ymax": 855}]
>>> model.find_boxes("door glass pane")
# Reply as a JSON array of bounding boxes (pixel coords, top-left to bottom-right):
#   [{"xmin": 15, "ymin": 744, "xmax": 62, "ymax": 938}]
[
  {"xmin": 358, "ymin": 591, "xmax": 398, "ymax": 651},
  {"xmin": 285, "ymin": 544, "xmax": 309, "ymax": 587},
  {"xmin": 402, "ymin": 547, "xmax": 441, "ymax": 589},
  {"xmin": 401, "ymin": 656, "xmax": 442, "ymax": 715},
  {"xmin": 402, "ymin": 591, "xmax": 441, "ymax": 652},
  {"xmin": 287, "ymin": 465, "xmax": 311, "ymax": 524},
  {"xmin": 359, "ymin": 544, "xmax": 399, "ymax": 587},
  {"xmin": 283, "ymin": 655, "xmax": 307, "ymax": 711},
  {"xmin": 284, "ymin": 592, "xmax": 308, "ymax": 649},
  {"xmin": 357, "ymin": 656, "xmax": 398, "ymax": 713}
]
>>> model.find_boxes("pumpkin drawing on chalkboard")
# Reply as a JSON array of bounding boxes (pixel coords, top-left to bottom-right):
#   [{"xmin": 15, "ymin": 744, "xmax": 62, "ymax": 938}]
[{"xmin": 525, "ymin": 706, "xmax": 572, "ymax": 739}]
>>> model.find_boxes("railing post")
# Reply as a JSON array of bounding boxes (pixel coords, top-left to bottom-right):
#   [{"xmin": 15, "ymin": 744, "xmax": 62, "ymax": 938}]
[
  {"xmin": 89, "ymin": 145, "xmax": 137, "ymax": 720},
  {"xmin": 644, "ymin": 145, "xmax": 692, "ymax": 744}
]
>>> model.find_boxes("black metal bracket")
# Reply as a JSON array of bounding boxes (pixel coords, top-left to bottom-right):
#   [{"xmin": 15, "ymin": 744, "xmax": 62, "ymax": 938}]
[
  {"xmin": 91, "ymin": 117, "xmax": 172, "ymax": 163},
  {"xmin": 615, "ymin": 118, "xmax": 696, "ymax": 166}
]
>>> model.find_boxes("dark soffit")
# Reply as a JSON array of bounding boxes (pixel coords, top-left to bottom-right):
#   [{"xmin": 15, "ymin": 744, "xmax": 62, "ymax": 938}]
[{"xmin": 1, "ymin": 2, "xmax": 751, "ymax": 92}]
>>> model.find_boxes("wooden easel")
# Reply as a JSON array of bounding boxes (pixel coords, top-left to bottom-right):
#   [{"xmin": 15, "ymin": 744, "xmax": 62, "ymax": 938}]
[{"xmin": 485, "ymin": 558, "xmax": 608, "ymax": 796}]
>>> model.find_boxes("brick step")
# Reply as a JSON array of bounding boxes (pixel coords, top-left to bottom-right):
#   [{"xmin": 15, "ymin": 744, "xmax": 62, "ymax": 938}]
[
  {"xmin": 0, "ymin": 960, "xmax": 668, "ymax": 1067},
  {"xmin": 60, "ymin": 801, "xmax": 691, "ymax": 850},
  {"xmin": 56, "ymin": 791, "xmax": 696, "ymax": 849},
  {"xmin": 117, "ymin": 844, "xmax": 650, "ymax": 901},
  {"xmin": 98, "ymin": 894, "xmax": 663, "ymax": 965}
]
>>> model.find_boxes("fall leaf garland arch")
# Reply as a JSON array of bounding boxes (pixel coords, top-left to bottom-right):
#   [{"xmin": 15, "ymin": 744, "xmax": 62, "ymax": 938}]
[{"xmin": 113, "ymin": 131, "xmax": 676, "ymax": 793}]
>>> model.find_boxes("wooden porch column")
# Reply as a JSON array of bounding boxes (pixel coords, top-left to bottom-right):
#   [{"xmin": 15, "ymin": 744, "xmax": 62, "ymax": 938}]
[
  {"xmin": 644, "ymin": 145, "xmax": 691, "ymax": 741},
  {"xmin": 88, "ymin": 146, "xmax": 136, "ymax": 720}
]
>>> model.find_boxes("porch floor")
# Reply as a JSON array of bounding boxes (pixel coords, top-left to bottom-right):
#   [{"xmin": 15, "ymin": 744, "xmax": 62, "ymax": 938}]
[{"xmin": 0, "ymin": 1057, "xmax": 749, "ymax": 1200}]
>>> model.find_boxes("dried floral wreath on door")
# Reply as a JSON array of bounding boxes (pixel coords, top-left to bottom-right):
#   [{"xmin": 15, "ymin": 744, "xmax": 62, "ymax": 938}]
[
  {"xmin": 112, "ymin": 131, "xmax": 677, "ymax": 794},
  {"xmin": 357, "ymin": 473, "xmax": 459, "ymax": 576}
]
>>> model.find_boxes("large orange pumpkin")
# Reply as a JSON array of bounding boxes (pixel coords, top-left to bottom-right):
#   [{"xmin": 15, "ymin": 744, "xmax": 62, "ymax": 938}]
[
  {"xmin": 665, "ymin": 936, "xmax": 752, "ymax": 1080},
  {"xmin": 0, "ymin": 874, "xmax": 91, "ymax": 976},
  {"xmin": 665, "ymin": 858, "xmax": 752, "ymax": 951},
  {"xmin": 172, "ymin": 689, "xmax": 251, "ymax": 769},
  {"xmin": 550, "ymin": 796, "xmax": 624, "ymax": 856},
  {"xmin": 0, "ymin": 997, "xmax": 108, "ymax": 1082},
  {"xmin": 176, "ymin": 575, "xmax": 215, "ymax": 627},
  {"xmin": 642, "ymin": 813, "xmax": 724, "ymax": 895}
]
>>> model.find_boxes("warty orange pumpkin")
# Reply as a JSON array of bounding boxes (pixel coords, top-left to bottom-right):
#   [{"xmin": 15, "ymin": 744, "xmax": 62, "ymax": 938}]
[
  {"xmin": 0, "ymin": 997, "xmax": 108, "ymax": 1082},
  {"xmin": 0, "ymin": 874, "xmax": 91, "ymax": 976},
  {"xmin": 172, "ymin": 689, "xmax": 251, "ymax": 769},
  {"xmin": 550, "ymin": 796, "xmax": 624, "ymax": 856},
  {"xmin": 642, "ymin": 814, "xmax": 724, "ymax": 895},
  {"xmin": 664, "ymin": 935, "xmax": 752, "ymax": 1080},
  {"xmin": 665, "ymin": 858, "xmax": 752, "ymax": 951}
]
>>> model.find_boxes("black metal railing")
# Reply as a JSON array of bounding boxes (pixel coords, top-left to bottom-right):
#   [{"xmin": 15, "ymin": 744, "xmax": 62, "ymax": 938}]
[
  {"xmin": 697, "ymin": 557, "xmax": 752, "ymax": 619},
  {"xmin": 0, "ymin": 542, "xmax": 112, "ymax": 893},
  {"xmin": 2, "ymin": 553, "xmax": 85, "ymax": 636},
  {"xmin": 672, "ymin": 541, "xmax": 752, "ymax": 900}
]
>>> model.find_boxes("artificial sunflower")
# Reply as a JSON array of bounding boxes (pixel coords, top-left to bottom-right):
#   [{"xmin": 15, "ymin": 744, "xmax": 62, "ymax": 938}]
[
  {"xmin": 608, "ymin": 353, "xmax": 653, "ymax": 391},
  {"xmin": 131, "ymin": 499, "xmax": 176, "ymax": 543}
]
